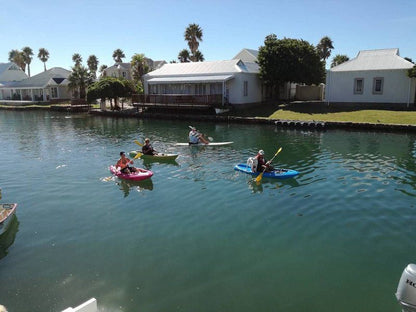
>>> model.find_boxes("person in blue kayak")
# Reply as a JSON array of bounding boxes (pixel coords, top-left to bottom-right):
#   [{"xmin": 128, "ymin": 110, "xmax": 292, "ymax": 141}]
[
  {"xmin": 189, "ymin": 126, "xmax": 209, "ymax": 144},
  {"xmin": 116, "ymin": 151, "xmax": 139, "ymax": 174},
  {"xmin": 255, "ymin": 150, "xmax": 274, "ymax": 172},
  {"xmin": 142, "ymin": 138, "xmax": 157, "ymax": 155}
]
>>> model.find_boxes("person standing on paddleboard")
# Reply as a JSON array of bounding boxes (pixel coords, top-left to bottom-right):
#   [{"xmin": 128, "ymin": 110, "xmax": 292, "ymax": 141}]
[
  {"xmin": 116, "ymin": 151, "xmax": 139, "ymax": 174},
  {"xmin": 142, "ymin": 138, "xmax": 157, "ymax": 155},
  {"xmin": 188, "ymin": 126, "xmax": 209, "ymax": 144}
]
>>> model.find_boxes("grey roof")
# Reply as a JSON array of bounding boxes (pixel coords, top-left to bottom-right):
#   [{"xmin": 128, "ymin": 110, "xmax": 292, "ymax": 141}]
[
  {"xmin": 331, "ymin": 48, "xmax": 414, "ymax": 72},
  {"xmin": 145, "ymin": 59, "xmax": 258, "ymax": 78},
  {"xmin": 233, "ymin": 49, "xmax": 259, "ymax": 62},
  {"xmin": 147, "ymin": 75, "xmax": 234, "ymax": 84},
  {"xmin": 4, "ymin": 67, "xmax": 71, "ymax": 88},
  {"xmin": 0, "ymin": 62, "xmax": 28, "ymax": 82}
]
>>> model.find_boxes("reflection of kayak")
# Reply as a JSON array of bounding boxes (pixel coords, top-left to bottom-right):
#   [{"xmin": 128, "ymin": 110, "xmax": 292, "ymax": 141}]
[
  {"xmin": 129, "ymin": 151, "xmax": 178, "ymax": 161},
  {"xmin": 110, "ymin": 165, "xmax": 153, "ymax": 181},
  {"xmin": 175, "ymin": 141, "xmax": 233, "ymax": 146},
  {"xmin": 0, "ymin": 203, "xmax": 17, "ymax": 235},
  {"xmin": 234, "ymin": 163, "xmax": 299, "ymax": 179}
]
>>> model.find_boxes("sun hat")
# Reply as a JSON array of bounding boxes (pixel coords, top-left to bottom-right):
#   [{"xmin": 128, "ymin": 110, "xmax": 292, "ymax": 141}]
[
  {"xmin": 145, "ymin": 138, "xmax": 150, "ymax": 142},
  {"xmin": 258, "ymin": 150, "xmax": 264, "ymax": 155}
]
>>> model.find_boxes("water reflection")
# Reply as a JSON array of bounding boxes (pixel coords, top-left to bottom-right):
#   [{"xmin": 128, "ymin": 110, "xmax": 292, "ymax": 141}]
[
  {"xmin": 0, "ymin": 215, "xmax": 19, "ymax": 260},
  {"xmin": 116, "ymin": 178, "xmax": 153, "ymax": 197},
  {"xmin": 246, "ymin": 176, "xmax": 300, "ymax": 193}
]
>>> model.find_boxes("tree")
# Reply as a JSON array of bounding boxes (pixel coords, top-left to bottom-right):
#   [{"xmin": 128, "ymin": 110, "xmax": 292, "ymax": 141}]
[
  {"xmin": 22, "ymin": 47, "xmax": 34, "ymax": 77},
  {"xmin": 72, "ymin": 53, "xmax": 82, "ymax": 67},
  {"xmin": 178, "ymin": 49, "xmax": 191, "ymax": 63},
  {"xmin": 87, "ymin": 77, "xmax": 135, "ymax": 110},
  {"xmin": 192, "ymin": 50, "xmax": 205, "ymax": 62},
  {"xmin": 408, "ymin": 65, "xmax": 416, "ymax": 78},
  {"xmin": 8, "ymin": 49, "xmax": 26, "ymax": 71},
  {"xmin": 87, "ymin": 55, "xmax": 99, "ymax": 79},
  {"xmin": 67, "ymin": 65, "xmax": 92, "ymax": 100},
  {"xmin": 184, "ymin": 23, "xmax": 203, "ymax": 55},
  {"xmin": 316, "ymin": 36, "xmax": 334, "ymax": 63},
  {"xmin": 331, "ymin": 54, "xmax": 350, "ymax": 68},
  {"xmin": 112, "ymin": 49, "xmax": 125, "ymax": 63},
  {"xmin": 131, "ymin": 53, "xmax": 149, "ymax": 87},
  {"xmin": 257, "ymin": 34, "xmax": 325, "ymax": 99},
  {"xmin": 99, "ymin": 65, "xmax": 108, "ymax": 77},
  {"xmin": 38, "ymin": 48, "xmax": 50, "ymax": 71}
]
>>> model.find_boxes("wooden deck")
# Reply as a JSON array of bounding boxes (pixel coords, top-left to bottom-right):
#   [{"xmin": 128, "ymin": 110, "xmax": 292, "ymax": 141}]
[{"xmin": 132, "ymin": 102, "xmax": 212, "ymax": 112}]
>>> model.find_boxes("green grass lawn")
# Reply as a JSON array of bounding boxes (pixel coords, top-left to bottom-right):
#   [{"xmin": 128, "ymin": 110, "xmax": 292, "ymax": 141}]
[{"xmin": 268, "ymin": 109, "xmax": 416, "ymax": 125}]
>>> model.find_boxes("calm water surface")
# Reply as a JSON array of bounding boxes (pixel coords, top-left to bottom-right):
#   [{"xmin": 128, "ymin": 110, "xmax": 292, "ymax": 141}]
[{"xmin": 0, "ymin": 110, "xmax": 415, "ymax": 312}]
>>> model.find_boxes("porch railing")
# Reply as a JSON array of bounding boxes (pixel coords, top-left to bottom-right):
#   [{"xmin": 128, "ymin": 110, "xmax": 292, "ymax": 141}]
[{"xmin": 132, "ymin": 94, "xmax": 223, "ymax": 106}]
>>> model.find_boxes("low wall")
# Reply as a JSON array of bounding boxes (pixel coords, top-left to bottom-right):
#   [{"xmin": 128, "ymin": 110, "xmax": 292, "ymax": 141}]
[{"xmin": 295, "ymin": 85, "xmax": 324, "ymax": 101}]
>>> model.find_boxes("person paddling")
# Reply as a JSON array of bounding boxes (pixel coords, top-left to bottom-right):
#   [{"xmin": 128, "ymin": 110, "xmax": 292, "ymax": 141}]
[
  {"xmin": 116, "ymin": 151, "xmax": 139, "ymax": 174},
  {"xmin": 188, "ymin": 126, "xmax": 209, "ymax": 144},
  {"xmin": 142, "ymin": 138, "xmax": 157, "ymax": 155},
  {"xmin": 255, "ymin": 150, "xmax": 274, "ymax": 172}
]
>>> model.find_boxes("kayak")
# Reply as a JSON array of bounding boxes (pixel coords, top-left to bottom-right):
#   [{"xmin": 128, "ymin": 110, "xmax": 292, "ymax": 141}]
[
  {"xmin": 175, "ymin": 141, "xmax": 233, "ymax": 146},
  {"xmin": 129, "ymin": 151, "xmax": 178, "ymax": 161},
  {"xmin": 234, "ymin": 163, "xmax": 299, "ymax": 179},
  {"xmin": 0, "ymin": 203, "xmax": 17, "ymax": 235},
  {"xmin": 109, "ymin": 165, "xmax": 153, "ymax": 181}
]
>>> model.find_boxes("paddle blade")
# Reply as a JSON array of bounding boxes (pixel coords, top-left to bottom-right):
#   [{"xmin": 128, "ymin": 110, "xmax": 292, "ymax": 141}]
[
  {"xmin": 275, "ymin": 147, "xmax": 282, "ymax": 156},
  {"xmin": 134, "ymin": 152, "xmax": 142, "ymax": 159},
  {"xmin": 134, "ymin": 140, "xmax": 144, "ymax": 147},
  {"xmin": 255, "ymin": 172, "xmax": 264, "ymax": 183}
]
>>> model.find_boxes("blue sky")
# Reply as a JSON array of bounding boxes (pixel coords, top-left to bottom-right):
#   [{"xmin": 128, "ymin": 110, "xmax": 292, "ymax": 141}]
[{"xmin": 2, "ymin": 0, "xmax": 415, "ymax": 76}]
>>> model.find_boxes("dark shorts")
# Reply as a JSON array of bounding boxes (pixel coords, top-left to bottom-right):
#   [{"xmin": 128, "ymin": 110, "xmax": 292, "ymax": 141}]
[{"xmin": 121, "ymin": 166, "xmax": 137, "ymax": 174}]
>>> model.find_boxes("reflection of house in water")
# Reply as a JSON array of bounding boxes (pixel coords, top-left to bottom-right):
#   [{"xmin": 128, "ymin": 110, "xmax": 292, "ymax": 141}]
[{"xmin": 0, "ymin": 215, "xmax": 19, "ymax": 260}]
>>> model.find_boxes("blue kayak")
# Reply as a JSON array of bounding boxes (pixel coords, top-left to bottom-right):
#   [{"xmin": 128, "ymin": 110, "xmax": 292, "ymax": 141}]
[{"xmin": 234, "ymin": 163, "xmax": 299, "ymax": 179}]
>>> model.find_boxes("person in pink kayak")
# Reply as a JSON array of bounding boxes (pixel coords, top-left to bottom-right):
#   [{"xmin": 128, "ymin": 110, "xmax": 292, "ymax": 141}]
[{"xmin": 116, "ymin": 151, "xmax": 139, "ymax": 174}]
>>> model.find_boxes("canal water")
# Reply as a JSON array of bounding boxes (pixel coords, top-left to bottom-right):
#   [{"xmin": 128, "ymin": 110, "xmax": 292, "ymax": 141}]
[{"xmin": 0, "ymin": 110, "xmax": 415, "ymax": 312}]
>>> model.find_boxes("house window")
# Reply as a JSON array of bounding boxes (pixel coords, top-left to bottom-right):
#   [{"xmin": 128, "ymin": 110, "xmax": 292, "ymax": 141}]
[
  {"xmin": 243, "ymin": 81, "xmax": 248, "ymax": 96},
  {"xmin": 354, "ymin": 78, "xmax": 364, "ymax": 94},
  {"xmin": 373, "ymin": 77, "xmax": 384, "ymax": 94},
  {"xmin": 51, "ymin": 87, "xmax": 58, "ymax": 98},
  {"xmin": 122, "ymin": 71, "xmax": 126, "ymax": 78}
]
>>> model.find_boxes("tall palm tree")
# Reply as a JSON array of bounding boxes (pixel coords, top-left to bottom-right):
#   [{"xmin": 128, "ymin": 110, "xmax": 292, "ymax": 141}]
[
  {"xmin": 87, "ymin": 55, "xmax": 99, "ymax": 78},
  {"xmin": 8, "ymin": 49, "xmax": 26, "ymax": 71},
  {"xmin": 331, "ymin": 54, "xmax": 350, "ymax": 68},
  {"xmin": 38, "ymin": 48, "xmax": 50, "ymax": 71},
  {"xmin": 192, "ymin": 50, "xmax": 205, "ymax": 62},
  {"xmin": 22, "ymin": 47, "xmax": 34, "ymax": 77},
  {"xmin": 131, "ymin": 53, "xmax": 149, "ymax": 86},
  {"xmin": 68, "ymin": 65, "xmax": 91, "ymax": 100},
  {"xmin": 184, "ymin": 23, "xmax": 203, "ymax": 55},
  {"xmin": 178, "ymin": 49, "xmax": 191, "ymax": 63},
  {"xmin": 112, "ymin": 49, "xmax": 125, "ymax": 63},
  {"xmin": 72, "ymin": 53, "xmax": 83, "ymax": 67},
  {"xmin": 316, "ymin": 36, "xmax": 334, "ymax": 62}
]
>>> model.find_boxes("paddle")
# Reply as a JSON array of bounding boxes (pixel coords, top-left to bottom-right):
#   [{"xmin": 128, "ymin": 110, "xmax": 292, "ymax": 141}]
[{"xmin": 255, "ymin": 147, "xmax": 282, "ymax": 183}]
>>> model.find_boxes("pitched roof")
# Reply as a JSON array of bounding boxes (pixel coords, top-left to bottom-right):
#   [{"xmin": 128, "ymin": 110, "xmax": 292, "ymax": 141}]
[
  {"xmin": 145, "ymin": 59, "xmax": 258, "ymax": 78},
  {"xmin": 233, "ymin": 49, "xmax": 259, "ymax": 62},
  {"xmin": 4, "ymin": 67, "xmax": 71, "ymax": 88},
  {"xmin": 331, "ymin": 48, "xmax": 414, "ymax": 71},
  {"xmin": 0, "ymin": 62, "xmax": 28, "ymax": 82}
]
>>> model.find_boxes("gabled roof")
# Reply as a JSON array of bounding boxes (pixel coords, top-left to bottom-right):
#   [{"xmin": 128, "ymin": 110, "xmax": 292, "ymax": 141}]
[
  {"xmin": 0, "ymin": 62, "xmax": 28, "ymax": 82},
  {"xmin": 233, "ymin": 49, "xmax": 259, "ymax": 62},
  {"xmin": 4, "ymin": 67, "xmax": 71, "ymax": 88},
  {"xmin": 331, "ymin": 48, "xmax": 414, "ymax": 72},
  {"xmin": 145, "ymin": 59, "xmax": 259, "ymax": 78}
]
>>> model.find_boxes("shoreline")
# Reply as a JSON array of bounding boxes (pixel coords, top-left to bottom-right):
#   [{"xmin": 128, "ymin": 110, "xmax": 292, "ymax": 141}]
[{"xmin": 1, "ymin": 105, "xmax": 416, "ymax": 133}]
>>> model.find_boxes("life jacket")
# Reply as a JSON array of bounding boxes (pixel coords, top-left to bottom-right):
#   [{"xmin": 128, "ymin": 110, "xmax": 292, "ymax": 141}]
[{"xmin": 247, "ymin": 157, "xmax": 258, "ymax": 172}]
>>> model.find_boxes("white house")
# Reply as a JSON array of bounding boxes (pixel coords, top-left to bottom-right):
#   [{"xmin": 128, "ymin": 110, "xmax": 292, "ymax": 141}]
[
  {"xmin": 0, "ymin": 67, "xmax": 71, "ymax": 102},
  {"xmin": 0, "ymin": 62, "xmax": 28, "ymax": 82},
  {"xmin": 143, "ymin": 55, "xmax": 262, "ymax": 107},
  {"xmin": 326, "ymin": 49, "xmax": 416, "ymax": 107},
  {"xmin": 103, "ymin": 59, "xmax": 167, "ymax": 80}
]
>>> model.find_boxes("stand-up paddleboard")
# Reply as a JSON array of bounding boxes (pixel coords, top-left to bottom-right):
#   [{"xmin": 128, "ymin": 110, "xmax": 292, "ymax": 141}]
[
  {"xmin": 110, "ymin": 165, "xmax": 153, "ymax": 181},
  {"xmin": 175, "ymin": 141, "xmax": 233, "ymax": 146},
  {"xmin": 234, "ymin": 163, "xmax": 299, "ymax": 179},
  {"xmin": 129, "ymin": 151, "xmax": 178, "ymax": 161}
]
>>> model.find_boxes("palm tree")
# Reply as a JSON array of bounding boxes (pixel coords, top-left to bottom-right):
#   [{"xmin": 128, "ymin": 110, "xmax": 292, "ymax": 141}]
[
  {"xmin": 316, "ymin": 36, "xmax": 334, "ymax": 63},
  {"xmin": 8, "ymin": 49, "xmax": 26, "ymax": 71},
  {"xmin": 112, "ymin": 49, "xmax": 125, "ymax": 63},
  {"xmin": 192, "ymin": 50, "xmax": 205, "ymax": 62},
  {"xmin": 99, "ymin": 65, "xmax": 108, "ymax": 77},
  {"xmin": 22, "ymin": 47, "xmax": 34, "ymax": 77},
  {"xmin": 38, "ymin": 48, "xmax": 50, "ymax": 71},
  {"xmin": 68, "ymin": 65, "xmax": 91, "ymax": 100},
  {"xmin": 184, "ymin": 23, "xmax": 203, "ymax": 55},
  {"xmin": 131, "ymin": 53, "xmax": 149, "ymax": 86},
  {"xmin": 178, "ymin": 49, "xmax": 191, "ymax": 63},
  {"xmin": 331, "ymin": 54, "xmax": 350, "ymax": 68},
  {"xmin": 72, "ymin": 53, "xmax": 82, "ymax": 67},
  {"xmin": 87, "ymin": 55, "xmax": 99, "ymax": 78}
]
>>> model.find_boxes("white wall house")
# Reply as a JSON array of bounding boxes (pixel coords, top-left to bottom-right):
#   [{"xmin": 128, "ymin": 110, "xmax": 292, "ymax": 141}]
[
  {"xmin": 103, "ymin": 59, "xmax": 167, "ymax": 80},
  {"xmin": 326, "ymin": 49, "xmax": 416, "ymax": 107},
  {"xmin": 0, "ymin": 67, "xmax": 71, "ymax": 102},
  {"xmin": 143, "ymin": 56, "xmax": 262, "ymax": 107}
]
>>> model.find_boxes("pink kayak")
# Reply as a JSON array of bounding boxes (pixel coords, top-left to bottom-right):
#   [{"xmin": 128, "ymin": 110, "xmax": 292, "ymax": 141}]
[{"xmin": 109, "ymin": 165, "xmax": 153, "ymax": 181}]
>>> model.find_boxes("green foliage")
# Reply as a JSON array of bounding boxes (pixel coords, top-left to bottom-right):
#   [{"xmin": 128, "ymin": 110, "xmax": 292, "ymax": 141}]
[
  {"xmin": 331, "ymin": 54, "xmax": 350, "ymax": 68},
  {"xmin": 258, "ymin": 34, "xmax": 325, "ymax": 97},
  {"xmin": 87, "ymin": 77, "xmax": 136, "ymax": 103},
  {"xmin": 131, "ymin": 53, "xmax": 149, "ymax": 84},
  {"xmin": 408, "ymin": 65, "xmax": 416, "ymax": 78}
]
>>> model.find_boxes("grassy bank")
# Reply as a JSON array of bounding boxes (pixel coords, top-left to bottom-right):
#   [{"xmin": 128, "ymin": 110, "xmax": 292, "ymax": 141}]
[{"xmin": 268, "ymin": 109, "xmax": 416, "ymax": 125}]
